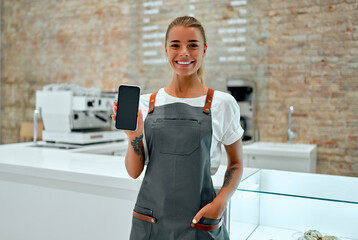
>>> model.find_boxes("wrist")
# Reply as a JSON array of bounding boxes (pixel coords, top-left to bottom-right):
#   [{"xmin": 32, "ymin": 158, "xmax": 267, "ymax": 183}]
[
  {"xmin": 212, "ymin": 197, "xmax": 228, "ymax": 211},
  {"xmin": 128, "ymin": 133, "xmax": 143, "ymax": 142}
]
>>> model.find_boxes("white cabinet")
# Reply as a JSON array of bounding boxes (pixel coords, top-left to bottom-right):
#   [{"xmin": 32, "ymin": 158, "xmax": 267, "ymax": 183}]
[{"xmin": 243, "ymin": 142, "xmax": 317, "ymax": 173}]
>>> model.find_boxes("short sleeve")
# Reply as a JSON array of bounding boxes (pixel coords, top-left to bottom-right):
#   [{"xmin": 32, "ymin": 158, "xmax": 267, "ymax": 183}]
[{"xmin": 221, "ymin": 95, "xmax": 244, "ymax": 145}]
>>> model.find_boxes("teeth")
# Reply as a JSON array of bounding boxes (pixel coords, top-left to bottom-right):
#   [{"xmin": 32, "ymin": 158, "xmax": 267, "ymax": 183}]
[{"xmin": 177, "ymin": 61, "xmax": 192, "ymax": 65}]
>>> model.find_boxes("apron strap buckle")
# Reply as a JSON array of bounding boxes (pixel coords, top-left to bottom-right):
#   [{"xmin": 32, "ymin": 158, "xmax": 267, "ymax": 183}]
[
  {"xmin": 148, "ymin": 91, "xmax": 158, "ymax": 113},
  {"xmin": 203, "ymin": 88, "xmax": 214, "ymax": 114}
]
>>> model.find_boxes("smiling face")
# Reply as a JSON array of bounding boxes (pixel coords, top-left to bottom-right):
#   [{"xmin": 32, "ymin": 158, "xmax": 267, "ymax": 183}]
[{"xmin": 165, "ymin": 26, "xmax": 207, "ymax": 78}]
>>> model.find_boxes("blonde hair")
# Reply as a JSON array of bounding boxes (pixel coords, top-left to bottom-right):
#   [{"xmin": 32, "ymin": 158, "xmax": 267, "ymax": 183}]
[{"xmin": 165, "ymin": 16, "xmax": 207, "ymax": 84}]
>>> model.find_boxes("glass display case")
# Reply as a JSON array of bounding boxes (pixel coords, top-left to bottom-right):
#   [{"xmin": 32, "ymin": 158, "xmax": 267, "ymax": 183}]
[{"xmin": 229, "ymin": 169, "xmax": 358, "ymax": 240}]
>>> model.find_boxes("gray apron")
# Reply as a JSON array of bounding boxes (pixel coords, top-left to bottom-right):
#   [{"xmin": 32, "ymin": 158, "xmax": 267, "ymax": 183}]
[{"xmin": 129, "ymin": 89, "xmax": 230, "ymax": 240}]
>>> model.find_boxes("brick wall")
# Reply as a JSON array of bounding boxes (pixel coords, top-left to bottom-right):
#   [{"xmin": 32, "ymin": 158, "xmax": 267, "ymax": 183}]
[
  {"xmin": 261, "ymin": 0, "xmax": 358, "ymax": 176},
  {"xmin": 1, "ymin": 0, "xmax": 357, "ymax": 176},
  {"xmin": 1, "ymin": 0, "xmax": 130, "ymax": 143}
]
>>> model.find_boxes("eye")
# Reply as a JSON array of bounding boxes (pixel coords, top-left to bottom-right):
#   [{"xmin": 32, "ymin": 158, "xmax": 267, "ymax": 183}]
[
  {"xmin": 189, "ymin": 44, "xmax": 199, "ymax": 48},
  {"xmin": 170, "ymin": 44, "xmax": 179, "ymax": 48}
]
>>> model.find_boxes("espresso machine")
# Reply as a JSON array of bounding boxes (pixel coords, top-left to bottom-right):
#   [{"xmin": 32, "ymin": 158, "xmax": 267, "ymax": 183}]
[
  {"xmin": 227, "ymin": 80, "xmax": 256, "ymax": 144},
  {"xmin": 34, "ymin": 84, "xmax": 125, "ymax": 146}
]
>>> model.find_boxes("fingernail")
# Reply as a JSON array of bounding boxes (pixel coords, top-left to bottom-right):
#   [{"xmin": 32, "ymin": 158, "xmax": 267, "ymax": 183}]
[{"xmin": 192, "ymin": 219, "xmax": 197, "ymax": 224}]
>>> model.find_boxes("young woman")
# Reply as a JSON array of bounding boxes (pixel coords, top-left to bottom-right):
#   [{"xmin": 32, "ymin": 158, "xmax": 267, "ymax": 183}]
[{"xmin": 112, "ymin": 16, "xmax": 244, "ymax": 240}]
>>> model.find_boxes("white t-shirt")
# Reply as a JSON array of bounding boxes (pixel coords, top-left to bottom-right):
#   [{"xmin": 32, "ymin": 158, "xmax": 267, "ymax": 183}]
[{"xmin": 139, "ymin": 88, "xmax": 244, "ymax": 175}]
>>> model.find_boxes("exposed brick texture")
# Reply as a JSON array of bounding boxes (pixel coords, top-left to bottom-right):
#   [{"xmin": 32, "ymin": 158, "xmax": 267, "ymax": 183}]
[
  {"xmin": 1, "ymin": 0, "xmax": 357, "ymax": 176},
  {"xmin": 262, "ymin": 0, "xmax": 358, "ymax": 177}
]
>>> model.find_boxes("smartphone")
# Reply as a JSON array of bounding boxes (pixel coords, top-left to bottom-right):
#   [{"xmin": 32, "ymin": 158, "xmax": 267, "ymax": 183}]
[{"xmin": 115, "ymin": 85, "xmax": 141, "ymax": 131}]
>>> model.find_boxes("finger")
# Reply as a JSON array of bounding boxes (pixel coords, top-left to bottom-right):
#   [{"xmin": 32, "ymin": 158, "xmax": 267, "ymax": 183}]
[
  {"xmin": 137, "ymin": 110, "xmax": 142, "ymax": 125},
  {"xmin": 192, "ymin": 206, "xmax": 207, "ymax": 224},
  {"xmin": 111, "ymin": 114, "xmax": 116, "ymax": 122},
  {"xmin": 114, "ymin": 101, "xmax": 117, "ymax": 106},
  {"xmin": 113, "ymin": 106, "xmax": 117, "ymax": 114}
]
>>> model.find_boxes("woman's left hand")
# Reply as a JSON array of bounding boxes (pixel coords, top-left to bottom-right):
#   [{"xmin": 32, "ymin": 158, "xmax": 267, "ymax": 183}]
[{"xmin": 192, "ymin": 199, "xmax": 226, "ymax": 223}]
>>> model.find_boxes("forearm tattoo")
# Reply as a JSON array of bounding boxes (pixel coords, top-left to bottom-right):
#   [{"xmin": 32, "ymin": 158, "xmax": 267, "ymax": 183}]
[
  {"xmin": 223, "ymin": 167, "xmax": 239, "ymax": 188},
  {"xmin": 130, "ymin": 134, "xmax": 144, "ymax": 160}
]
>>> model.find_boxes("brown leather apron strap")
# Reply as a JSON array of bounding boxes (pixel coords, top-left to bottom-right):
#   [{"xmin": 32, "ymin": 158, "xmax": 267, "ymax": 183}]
[
  {"xmin": 203, "ymin": 88, "xmax": 214, "ymax": 114},
  {"xmin": 148, "ymin": 91, "xmax": 158, "ymax": 113},
  {"xmin": 150, "ymin": 88, "xmax": 213, "ymax": 114},
  {"xmin": 133, "ymin": 210, "xmax": 157, "ymax": 224},
  {"xmin": 190, "ymin": 217, "xmax": 223, "ymax": 231}
]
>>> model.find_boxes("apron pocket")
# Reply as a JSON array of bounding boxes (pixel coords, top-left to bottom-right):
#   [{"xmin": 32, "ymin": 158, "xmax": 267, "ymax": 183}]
[
  {"xmin": 129, "ymin": 204, "xmax": 155, "ymax": 240},
  {"xmin": 199, "ymin": 216, "xmax": 221, "ymax": 226},
  {"xmin": 156, "ymin": 120, "xmax": 200, "ymax": 156},
  {"xmin": 197, "ymin": 217, "xmax": 227, "ymax": 240}
]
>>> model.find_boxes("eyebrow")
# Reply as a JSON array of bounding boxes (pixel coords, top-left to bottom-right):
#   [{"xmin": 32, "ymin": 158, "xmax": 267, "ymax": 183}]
[{"xmin": 170, "ymin": 40, "xmax": 200, "ymax": 43}]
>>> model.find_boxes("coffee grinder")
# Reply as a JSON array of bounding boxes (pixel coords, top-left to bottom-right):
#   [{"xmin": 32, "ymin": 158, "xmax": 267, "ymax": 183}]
[{"xmin": 227, "ymin": 80, "xmax": 256, "ymax": 144}]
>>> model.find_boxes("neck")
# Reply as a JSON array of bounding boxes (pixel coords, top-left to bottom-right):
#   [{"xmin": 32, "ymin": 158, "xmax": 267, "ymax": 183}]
[
  {"xmin": 173, "ymin": 73, "xmax": 201, "ymax": 89},
  {"xmin": 165, "ymin": 73, "xmax": 207, "ymax": 98}
]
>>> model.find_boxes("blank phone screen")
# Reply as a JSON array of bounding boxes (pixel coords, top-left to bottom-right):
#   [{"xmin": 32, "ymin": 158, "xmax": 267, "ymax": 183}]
[{"xmin": 115, "ymin": 85, "xmax": 140, "ymax": 131}]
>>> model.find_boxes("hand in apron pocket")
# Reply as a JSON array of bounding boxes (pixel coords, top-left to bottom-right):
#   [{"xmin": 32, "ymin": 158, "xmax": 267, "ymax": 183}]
[{"xmin": 195, "ymin": 216, "xmax": 224, "ymax": 240}]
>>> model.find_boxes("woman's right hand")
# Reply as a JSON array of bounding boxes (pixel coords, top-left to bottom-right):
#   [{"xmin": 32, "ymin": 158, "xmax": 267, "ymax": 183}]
[{"xmin": 112, "ymin": 101, "xmax": 144, "ymax": 140}]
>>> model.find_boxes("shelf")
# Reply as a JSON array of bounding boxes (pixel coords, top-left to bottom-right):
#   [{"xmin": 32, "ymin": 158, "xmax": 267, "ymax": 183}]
[
  {"xmin": 230, "ymin": 169, "xmax": 358, "ymax": 240},
  {"xmin": 229, "ymin": 223, "xmax": 355, "ymax": 240},
  {"xmin": 238, "ymin": 169, "xmax": 358, "ymax": 204}
]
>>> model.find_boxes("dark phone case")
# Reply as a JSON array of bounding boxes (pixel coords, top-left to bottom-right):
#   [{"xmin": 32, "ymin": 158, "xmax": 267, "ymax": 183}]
[{"xmin": 115, "ymin": 85, "xmax": 140, "ymax": 131}]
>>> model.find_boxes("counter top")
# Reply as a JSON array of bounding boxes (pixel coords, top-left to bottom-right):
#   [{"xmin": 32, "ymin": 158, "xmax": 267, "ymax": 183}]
[
  {"xmin": 243, "ymin": 141, "xmax": 316, "ymax": 158},
  {"xmin": 0, "ymin": 142, "xmax": 258, "ymax": 191}
]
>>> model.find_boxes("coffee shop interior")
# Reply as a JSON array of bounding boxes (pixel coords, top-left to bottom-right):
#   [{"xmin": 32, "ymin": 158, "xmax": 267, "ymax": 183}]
[{"xmin": 0, "ymin": 1, "xmax": 357, "ymax": 240}]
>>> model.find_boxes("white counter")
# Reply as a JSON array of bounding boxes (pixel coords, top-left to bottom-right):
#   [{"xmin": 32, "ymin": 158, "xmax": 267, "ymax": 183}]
[
  {"xmin": 0, "ymin": 142, "xmax": 258, "ymax": 240},
  {"xmin": 0, "ymin": 142, "xmax": 143, "ymax": 191}
]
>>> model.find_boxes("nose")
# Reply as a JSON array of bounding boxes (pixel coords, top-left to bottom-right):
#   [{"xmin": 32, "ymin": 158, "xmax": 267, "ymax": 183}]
[{"xmin": 179, "ymin": 47, "xmax": 189, "ymax": 57}]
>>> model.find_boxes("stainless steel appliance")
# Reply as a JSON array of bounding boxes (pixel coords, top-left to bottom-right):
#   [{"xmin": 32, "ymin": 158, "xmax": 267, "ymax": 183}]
[
  {"xmin": 34, "ymin": 84, "xmax": 125, "ymax": 145},
  {"xmin": 227, "ymin": 80, "xmax": 256, "ymax": 144}
]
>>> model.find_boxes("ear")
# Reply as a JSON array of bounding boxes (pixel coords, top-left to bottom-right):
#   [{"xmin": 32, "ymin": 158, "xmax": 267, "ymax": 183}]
[
  {"xmin": 165, "ymin": 44, "xmax": 168, "ymax": 57},
  {"xmin": 203, "ymin": 44, "xmax": 207, "ymax": 57}
]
